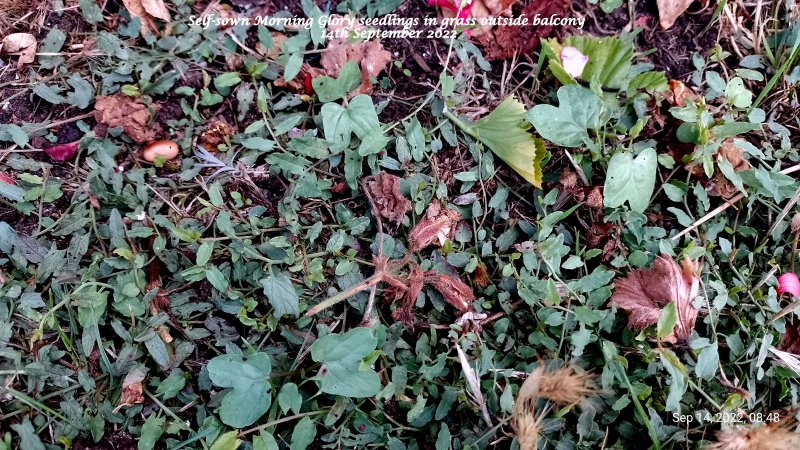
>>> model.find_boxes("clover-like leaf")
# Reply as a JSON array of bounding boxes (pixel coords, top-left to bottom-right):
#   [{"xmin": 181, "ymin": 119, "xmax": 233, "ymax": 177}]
[
  {"xmin": 603, "ymin": 148, "xmax": 657, "ymax": 212},
  {"xmin": 310, "ymin": 327, "xmax": 381, "ymax": 397},
  {"xmin": 526, "ymin": 85, "xmax": 609, "ymax": 148},
  {"xmin": 454, "ymin": 96, "xmax": 547, "ymax": 187},
  {"xmin": 207, "ymin": 352, "xmax": 272, "ymax": 427}
]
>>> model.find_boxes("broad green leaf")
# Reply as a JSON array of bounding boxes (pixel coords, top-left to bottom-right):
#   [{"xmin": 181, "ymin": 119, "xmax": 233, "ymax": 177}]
[
  {"xmin": 656, "ymin": 302, "xmax": 677, "ymax": 340},
  {"xmin": 11, "ymin": 418, "xmax": 45, "ymax": 450},
  {"xmin": 0, "ymin": 124, "xmax": 29, "ymax": 147},
  {"xmin": 660, "ymin": 349, "xmax": 688, "ymax": 412},
  {"xmin": 310, "ymin": 327, "xmax": 382, "ymax": 397},
  {"xmin": 138, "ymin": 415, "xmax": 165, "ymax": 450},
  {"xmin": 290, "ymin": 417, "xmax": 317, "ymax": 450},
  {"xmin": 603, "ymin": 148, "xmax": 657, "ymax": 212},
  {"xmin": 210, "ymin": 431, "xmax": 240, "ymax": 450},
  {"xmin": 725, "ymin": 77, "xmax": 753, "ymax": 108},
  {"xmin": 207, "ymin": 352, "xmax": 272, "ymax": 428},
  {"xmin": 312, "ymin": 61, "xmax": 361, "ymax": 102},
  {"xmin": 457, "ymin": 96, "xmax": 547, "ymax": 187},
  {"xmin": 543, "ymin": 36, "xmax": 633, "ymax": 89},
  {"xmin": 526, "ymin": 85, "xmax": 608, "ymax": 148},
  {"xmin": 260, "ymin": 272, "xmax": 299, "ymax": 317},
  {"xmin": 695, "ymin": 342, "xmax": 719, "ymax": 380},
  {"xmin": 320, "ymin": 95, "xmax": 380, "ymax": 151},
  {"xmin": 39, "ymin": 28, "xmax": 66, "ymax": 69}
]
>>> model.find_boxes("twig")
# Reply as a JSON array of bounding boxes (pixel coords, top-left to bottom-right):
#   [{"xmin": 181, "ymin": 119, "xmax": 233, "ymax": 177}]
[{"xmin": 360, "ymin": 176, "xmax": 385, "ymax": 325}]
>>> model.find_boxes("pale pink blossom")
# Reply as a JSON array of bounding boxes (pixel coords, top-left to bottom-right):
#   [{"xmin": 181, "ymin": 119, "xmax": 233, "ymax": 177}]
[
  {"xmin": 561, "ymin": 46, "xmax": 589, "ymax": 78},
  {"xmin": 778, "ymin": 272, "xmax": 800, "ymax": 297}
]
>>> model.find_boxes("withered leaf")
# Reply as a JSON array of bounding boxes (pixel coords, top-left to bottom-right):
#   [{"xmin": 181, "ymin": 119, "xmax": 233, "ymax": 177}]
[
  {"xmin": 408, "ymin": 201, "xmax": 461, "ymax": 252},
  {"xmin": 707, "ymin": 139, "xmax": 751, "ymax": 199},
  {"xmin": 425, "ymin": 271, "xmax": 475, "ymax": 313},
  {"xmin": 388, "ymin": 262, "xmax": 424, "ymax": 327},
  {"xmin": 122, "ymin": 0, "xmax": 171, "ymax": 36},
  {"xmin": 664, "ymin": 80, "xmax": 700, "ymax": 107},
  {"xmin": 113, "ymin": 368, "xmax": 146, "ymax": 413},
  {"xmin": 656, "ymin": 0, "xmax": 695, "ymax": 29},
  {"xmin": 94, "ymin": 95, "xmax": 160, "ymax": 144},
  {"xmin": 1, "ymin": 33, "xmax": 37, "ymax": 68},
  {"xmin": 609, "ymin": 256, "xmax": 699, "ymax": 342},
  {"xmin": 365, "ymin": 172, "xmax": 412, "ymax": 226},
  {"xmin": 320, "ymin": 15, "xmax": 392, "ymax": 95}
]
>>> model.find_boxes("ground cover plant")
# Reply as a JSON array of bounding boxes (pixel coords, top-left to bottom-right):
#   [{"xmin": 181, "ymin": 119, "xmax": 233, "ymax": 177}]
[{"xmin": 3, "ymin": 0, "xmax": 800, "ymax": 448}]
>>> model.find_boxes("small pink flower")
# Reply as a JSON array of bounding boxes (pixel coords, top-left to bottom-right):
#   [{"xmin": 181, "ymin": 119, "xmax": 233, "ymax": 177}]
[
  {"xmin": 560, "ymin": 46, "xmax": 589, "ymax": 78},
  {"xmin": 777, "ymin": 272, "xmax": 800, "ymax": 297}
]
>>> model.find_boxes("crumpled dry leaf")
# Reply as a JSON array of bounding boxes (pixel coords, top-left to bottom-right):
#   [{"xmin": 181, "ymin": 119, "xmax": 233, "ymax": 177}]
[
  {"xmin": 609, "ymin": 256, "xmax": 699, "ymax": 342},
  {"xmin": 656, "ymin": 0, "xmax": 695, "ymax": 29},
  {"xmin": 424, "ymin": 271, "xmax": 475, "ymax": 313},
  {"xmin": 113, "ymin": 368, "xmax": 146, "ymax": 413},
  {"xmin": 122, "ymin": 0, "xmax": 171, "ymax": 36},
  {"xmin": 482, "ymin": 0, "xmax": 517, "ymax": 16},
  {"xmin": 664, "ymin": 79, "xmax": 700, "ymax": 106},
  {"xmin": 1, "ymin": 33, "xmax": 37, "ymax": 68},
  {"xmin": 476, "ymin": 0, "xmax": 566, "ymax": 60},
  {"xmin": 94, "ymin": 95, "xmax": 160, "ymax": 144},
  {"xmin": 707, "ymin": 138, "xmax": 751, "ymax": 198},
  {"xmin": 201, "ymin": 119, "xmax": 235, "ymax": 150},
  {"xmin": 320, "ymin": 16, "xmax": 392, "ymax": 95},
  {"xmin": 364, "ymin": 172, "xmax": 412, "ymax": 226},
  {"xmin": 408, "ymin": 201, "xmax": 461, "ymax": 252},
  {"xmin": 388, "ymin": 262, "xmax": 424, "ymax": 327}
]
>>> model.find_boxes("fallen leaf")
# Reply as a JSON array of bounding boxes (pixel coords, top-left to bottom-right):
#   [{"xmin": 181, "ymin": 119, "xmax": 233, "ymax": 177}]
[
  {"xmin": 201, "ymin": 119, "xmax": 235, "ymax": 150},
  {"xmin": 656, "ymin": 0, "xmax": 695, "ymax": 29},
  {"xmin": 122, "ymin": 0, "xmax": 171, "ymax": 36},
  {"xmin": 320, "ymin": 15, "xmax": 392, "ymax": 95},
  {"xmin": 0, "ymin": 173, "xmax": 17, "ymax": 185},
  {"xmin": 256, "ymin": 32, "xmax": 288, "ymax": 59},
  {"xmin": 1, "ymin": 33, "xmax": 37, "ymax": 68},
  {"xmin": 424, "ymin": 271, "xmax": 475, "ymax": 313},
  {"xmin": 609, "ymin": 256, "xmax": 699, "ymax": 343},
  {"xmin": 408, "ymin": 201, "xmax": 461, "ymax": 252},
  {"xmin": 663, "ymin": 80, "xmax": 700, "ymax": 106},
  {"xmin": 94, "ymin": 95, "xmax": 160, "ymax": 144},
  {"xmin": 482, "ymin": 0, "xmax": 517, "ymax": 16},
  {"xmin": 472, "ymin": 261, "xmax": 491, "ymax": 288},
  {"xmin": 113, "ymin": 368, "xmax": 146, "ymax": 413},
  {"xmin": 388, "ymin": 261, "xmax": 424, "ymax": 327},
  {"xmin": 44, "ymin": 141, "xmax": 79, "ymax": 161},
  {"xmin": 364, "ymin": 172, "xmax": 412, "ymax": 226},
  {"xmin": 274, "ymin": 63, "xmax": 326, "ymax": 93},
  {"xmin": 707, "ymin": 139, "xmax": 751, "ymax": 199},
  {"xmin": 476, "ymin": 0, "xmax": 567, "ymax": 60}
]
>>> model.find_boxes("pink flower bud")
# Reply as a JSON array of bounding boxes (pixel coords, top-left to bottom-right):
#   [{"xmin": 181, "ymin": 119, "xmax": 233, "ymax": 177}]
[
  {"xmin": 561, "ymin": 46, "xmax": 589, "ymax": 78},
  {"xmin": 777, "ymin": 272, "xmax": 800, "ymax": 297}
]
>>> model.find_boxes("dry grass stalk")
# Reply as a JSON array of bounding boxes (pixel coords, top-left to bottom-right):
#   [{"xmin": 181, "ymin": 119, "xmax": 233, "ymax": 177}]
[{"xmin": 705, "ymin": 420, "xmax": 800, "ymax": 450}]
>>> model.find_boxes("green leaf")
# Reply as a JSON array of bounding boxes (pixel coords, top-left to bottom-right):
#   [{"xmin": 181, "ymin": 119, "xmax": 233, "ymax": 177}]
[
  {"xmin": 310, "ymin": 327, "xmax": 382, "ymax": 397},
  {"xmin": 695, "ymin": 342, "xmax": 719, "ymax": 380},
  {"xmin": 290, "ymin": 417, "xmax": 317, "ymax": 450},
  {"xmin": 656, "ymin": 302, "xmax": 677, "ymax": 340},
  {"xmin": 603, "ymin": 148, "xmax": 657, "ymax": 212},
  {"xmin": 11, "ymin": 418, "xmax": 45, "ymax": 450},
  {"xmin": 32, "ymin": 84, "xmax": 67, "ymax": 105},
  {"xmin": 320, "ymin": 95, "xmax": 380, "ymax": 151},
  {"xmin": 277, "ymin": 382, "xmax": 302, "ymax": 414},
  {"xmin": 260, "ymin": 272, "xmax": 299, "ymax": 318},
  {"xmin": 207, "ymin": 352, "xmax": 272, "ymax": 428},
  {"xmin": 253, "ymin": 432, "xmax": 279, "ymax": 450},
  {"xmin": 543, "ymin": 36, "xmax": 633, "ymax": 89},
  {"xmin": 138, "ymin": 415, "xmax": 165, "ymax": 450},
  {"xmin": 660, "ymin": 349, "xmax": 688, "ymax": 412},
  {"xmin": 210, "ymin": 431, "xmax": 241, "ymax": 450},
  {"xmin": 0, "ymin": 181, "xmax": 25, "ymax": 202},
  {"xmin": 725, "ymin": 77, "xmax": 753, "ymax": 108},
  {"xmin": 214, "ymin": 72, "xmax": 242, "ymax": 90},
  {"xmin": 526, "ymin": 85, "xmax": 609, "ymax": 148},
  {"xmin": 66, "ymin": 74, "xmax": 95, "ymax": 109},
  {"xmin": 312, "ymin": 61, "xmax": 361, "ymax": 102},
  {"xmin": 78, "ymin": 0, "xmax": 104, "ymax": 24},
  {"xmin": 457, "ymin": 96, "xmax": 547, "ymax": 187},
  {"xmin": 241, "ymin": 137, "xmax": 275, "ymax": 151},
  {"xmin": 39, "ymin": 28, "xmax": 66, "ymax": 69},
  {"xmin": 717, "ymin": 157, "xmax": 746, "ymax": 196},
  {"xmin": 0, "ymin": 124, "xmax": 29, "ymax": 147}
]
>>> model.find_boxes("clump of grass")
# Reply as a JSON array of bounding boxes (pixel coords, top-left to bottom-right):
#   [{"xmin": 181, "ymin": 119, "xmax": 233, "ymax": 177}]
[{"xmin": 0, "ymin": 0, "xmax": 30, "ymax": 17}]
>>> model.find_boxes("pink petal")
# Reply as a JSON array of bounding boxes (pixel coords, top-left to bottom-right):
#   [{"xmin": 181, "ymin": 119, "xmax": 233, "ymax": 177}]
[
  {"xmin": 778, "ymin": 272, "xmax": 800, "ymax": 298},
  {"xmin": 0, "ymin": 173, "xmax": 16, "ymax": 185},
  {"xmin": 44, "ymin": 141, "xmax": 79, "ymax": 161},
  {"xmin": 428, "ymin": 0, "xmax": 459, "ymax": 13},
  {"xmin": 560, "ymin": 46, "xmax": 589, "ymax": 78}
]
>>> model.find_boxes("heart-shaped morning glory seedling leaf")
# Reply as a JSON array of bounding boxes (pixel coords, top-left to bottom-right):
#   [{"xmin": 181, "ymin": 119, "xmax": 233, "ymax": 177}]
[
  {"xmin": 320, "ymin": 94, "xmax": 380, "ymax": 152},
  {"xmin": 449, "ymin": 96, "xmax": 547, "ymax": 187},
  {"xmin": 603, "ymin": 148, "xmax": 657, "ymax": 213},
  {"xmin": 525, "ymin": 85, "xmax": 609, "ymax": 148},
  {"xmin": 310, "ymin": 327, "xmax": 381, "ymax": 398},
  {"xmin": 207, "ymin": 352, "xmax": 272, "ymax": 428}
]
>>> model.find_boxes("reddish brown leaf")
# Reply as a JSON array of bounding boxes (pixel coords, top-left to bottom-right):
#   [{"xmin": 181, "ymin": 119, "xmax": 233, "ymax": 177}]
[
  {"xmin": 113, "ymin": 368, "xmax": 146, "ymax": 413},
  {"xmin": 609, "ymin": 256, "xmax": 699, "ymax": 342},
  {"xmin": 0, "ymin": 173, "xmax": 17, "ymax": 185},
  {"xmin": 94, "ymin": 95, "xmax": 160, "ymax": 144},
  {"xmin": 664, "ymin": 80, "xmax": 700, "ymax": 106},
  {"xmin": 320, "ymin": 16, "xmax": 392, "ymax": 95},
  {"xmin": 425, "ymin": 271, "xmax": 475, "ymax": 313},
  {"xmin": 476, "ymin": 0, "xmax": 568, "ymax": 60},
  {"xmin": 365, "ymin": 172, "xmax": 412, "ymax": 226},
  {"xmin": 200, "ymin": 119, "xmax": 235, "ymax": 150},
  {"xmin": 472, "ymin": 261, "xmax": 491, "ymax": 288},
  {"xmin": 389, "ymin": 262, "xmax": 425, "ymax": 327},
  {"xmin": 44, "ymin": 141, "xmax": 79, "ymax": 161},
  {"xmin": 408, "ymin": 201, "xmax": 461, "ymax": 252}
]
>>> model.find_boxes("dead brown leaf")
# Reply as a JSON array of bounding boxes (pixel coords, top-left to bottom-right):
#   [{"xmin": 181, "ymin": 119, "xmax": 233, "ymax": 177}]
[
  {"xmin": 364, "ymin": 172, "xmax": 412, "ymax": 226},
  {"xmin": 476, "ymin": 0, "xmax": 567, "ymax": 60},
  {"xmin": 482, "ymin": 0, "xmax": 517, "ymax": 16},
  {"xmin": 201, "ymin": 119, "xmax": 235, "ymax": 150},
  {"xmin": 664, "ymin": 79, "xmax": 700, "ymax": 107},
  {"xmin": 320, "ymin": 15, "xmax": 392, "ymax": 95},
  {"xmin": 122, "ymin": 0, "xmax": 171, "ymax": 36},
  {"xmin": 609, "ymin": 256, "xmax": 699, "ymax": 342},
  {"xmin": 424, "ymin": 271, "xmax": 475, "ymax": 312},
  {"xmin": 472, "ymin": 261, "xmax": 491, "ymax": 288},
  {"xmin": 274, "ymin": 63, "xmax": 326, "ymax": 94},
  {"xmin": 656, "ymin": 0, "xmax": 695, "ymax": 29},
  {"xmin": 1, "ymin": 33, "xmax": 37, "ymax": 68},
  {"xmin": 94, "ymin": 95, "xmax": 160, "ymax": 144},
  {"xmin": 707, "ymin": 139, "xmax": 751, "ymax": 199},
  {"xmin": 408, "ymin": 201, "xmax": 461, "ymax": 252},
  {"xmin": 113, "ymin": 368, "xmax": 146, "ymax": 413},
  {"xmin": 388, "ymin": 262, "xmax": 424, "ymax": 327}
]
